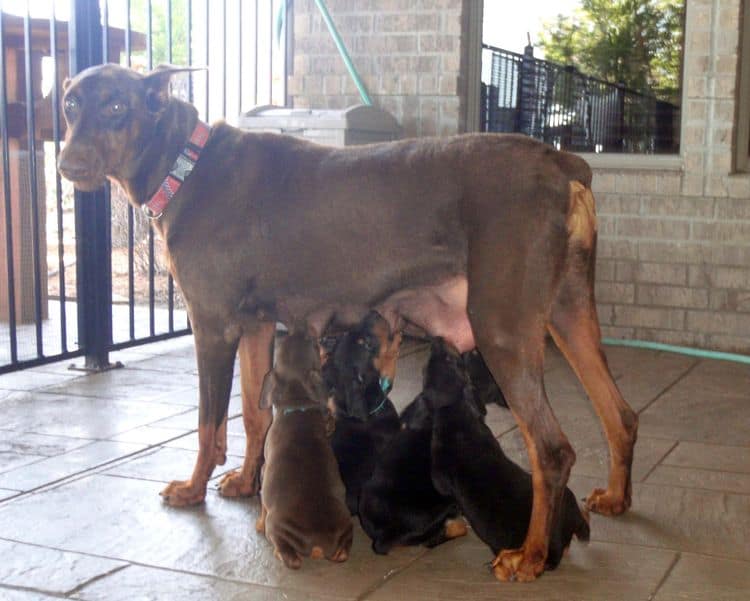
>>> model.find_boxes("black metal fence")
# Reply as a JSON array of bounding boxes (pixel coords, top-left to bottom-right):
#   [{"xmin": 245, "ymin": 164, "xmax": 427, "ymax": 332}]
[
  {"xmin": 481, "ymin": 44, "xmax": 680, "ymax": 154},
  {"xmin": 1, "ymin": 0, "xmax": 287, "ymax": 374}
]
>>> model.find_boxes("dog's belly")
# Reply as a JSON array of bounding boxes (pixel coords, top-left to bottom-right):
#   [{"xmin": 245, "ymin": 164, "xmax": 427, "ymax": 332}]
[{"xmin": 378, "ymin": 275, "xmax": 475, "ymax": 352}]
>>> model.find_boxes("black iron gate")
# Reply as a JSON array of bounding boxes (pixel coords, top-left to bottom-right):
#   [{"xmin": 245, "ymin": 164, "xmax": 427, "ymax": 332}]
[{"xmin": 1, "ymin": 0, "xmax": 287, "ymax": 374}]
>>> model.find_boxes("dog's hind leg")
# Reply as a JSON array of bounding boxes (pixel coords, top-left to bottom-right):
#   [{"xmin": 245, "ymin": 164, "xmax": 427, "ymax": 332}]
[
  {"xmin": 219, "ymin": 321, "xmax": 275, "ymax": 498},
  {"xmin": 467, "ymin": 220, "xmax": 575, "ymax": 582},
  {"xmin": 161, "ymin": 328, "xmax": 238, "ymax": 506},
  {"xmin": 547, "ymin": 182, "xmax": 637, "ymax": 516}
]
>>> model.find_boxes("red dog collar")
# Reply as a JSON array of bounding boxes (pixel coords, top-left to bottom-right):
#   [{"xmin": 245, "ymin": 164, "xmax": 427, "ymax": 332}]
[{"xmin": 143, "ymin": 120, "xmax": 211, "ymax": 219}]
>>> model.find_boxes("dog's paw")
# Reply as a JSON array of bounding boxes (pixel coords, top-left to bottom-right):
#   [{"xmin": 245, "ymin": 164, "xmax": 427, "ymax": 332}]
[
  {"xmin": 160, "ymin": 480, "xmax": 206, "ymax": 507},
  {"xmin": 444, "ymin": 517, "xmax": 468, "ymax": 540},
  {"xmin": 585, "ymin": 487, "xmax": 631, "ymax": 516},
  {"xmin": 274, "ymin": 547, "xmax": 302, "ymax": 569},
  {"xmin": 217, "ymin": 470, "xmax": 258, "ymax": 498},
  {"xmin": 330, "ymin": 546, "xmax": 349, "ymax": 563},
  {"xmin": 255, "ymin": 515, "xmax": 266, "ymax": 534},
  {"xmin": 213, "ymin": 447, "xmax": 227, "ymax": 466},
  {"xmin": 491, "ymin": 547, "xmax": 545, "ymax": 583}
]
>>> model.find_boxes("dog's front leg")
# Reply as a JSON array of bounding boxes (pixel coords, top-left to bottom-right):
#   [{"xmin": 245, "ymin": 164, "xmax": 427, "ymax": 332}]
[
  {"xmin": 219, "ymin": 321, "xmax": 274, "ymax": 498},
  {"xmin": 161, "ymin": 328, "xmax": 237, "ymax": 506}
]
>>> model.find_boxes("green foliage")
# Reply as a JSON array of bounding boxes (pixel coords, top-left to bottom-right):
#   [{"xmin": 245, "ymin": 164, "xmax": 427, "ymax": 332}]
[
  {"xmin": 538, "ymin": 0, "xmax": 684, "ymax": 103},
  {"xmin": 129, "ymin": 0, "xmax": 190, "ymax": 68}
]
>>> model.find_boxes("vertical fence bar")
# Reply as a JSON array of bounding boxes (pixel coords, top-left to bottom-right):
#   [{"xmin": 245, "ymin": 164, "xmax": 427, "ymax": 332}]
[
  {"xmin": 70, "ymin": 0, "xmax": 114, "ymax": 370},
  {"xmin": 253, "ymin": 0, "xmax": 258, "ymax": 104},
  {"xmin": 187, "ymin": 0, "xmax": 192, "ymax": 100},
  {"xmin": 167, "ymin": 0, "xmax": 174, "ymax": 332},
  {"xmin": 102, "ymin": 0, "xmax": 109, "ymax": 62},
  {"xmin": 125, "ymin": 0, "xmax": 135, "ymax": 340},
  {"xmin": 147, "ymin": 0, "xmax": 156, "ymax": 336},
  {"xmin": 167, "ymin": 0, "xmax": 173, "ymax": 64},
  {"xmin": 23, "ymin": 4, "xmax": 44, "ymax": 357},
  {"xmin": 0, "ymin": 6, "xmax": 17, "ymax": 363},
  {"xmin": 268, "ymin": 0, "xmax": 273, "ymax": 102},
  {"xmin": 50, "ymin": 1, "xmax": 68, "ymax": 353},
  {"xmin": 205, "ymin": 0, "xmax": 209, "ymax": 119},
  {"xmin": 238, "ymin": 0, "xmax": 242, "ymax": 112},
  {"xmin": 222, "ymin": 0, "xmax": 226, "ymax": 117}
]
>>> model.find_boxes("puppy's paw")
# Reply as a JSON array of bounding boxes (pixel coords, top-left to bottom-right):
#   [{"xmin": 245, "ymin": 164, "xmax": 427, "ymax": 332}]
[
  {"xmin": 274, "ymin": 547, "xmax": 302, "ymax": 569},
  {"xmin": 444, "ymin": 517, "xmax": 468, "ymax": 540},
  {"xmin": 330, "ymin": 546, "xmax": 349, "ymax": 563}
]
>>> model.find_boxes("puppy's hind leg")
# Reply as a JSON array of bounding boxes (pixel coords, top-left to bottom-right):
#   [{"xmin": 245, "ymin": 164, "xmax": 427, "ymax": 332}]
[
  {"xmin": 255, "ymin": 504, "xmax": 268, "ymax": 534},
  {"xmin": 329, "ymin": 525, "xmax": 353, "ymax": 563},
  {"xmin": 274, "ymin": 540, "xmax": 302, "ymax": 570}
]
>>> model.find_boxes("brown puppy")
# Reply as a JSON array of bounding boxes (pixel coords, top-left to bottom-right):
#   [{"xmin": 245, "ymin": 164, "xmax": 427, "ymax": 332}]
[
  {"xmin": 256, "ymin": 328, "xmax": 353, "ymax": 569},
  {"xmin": 58, "ymin": 63, "xmax": 637, "ymax": 581}
]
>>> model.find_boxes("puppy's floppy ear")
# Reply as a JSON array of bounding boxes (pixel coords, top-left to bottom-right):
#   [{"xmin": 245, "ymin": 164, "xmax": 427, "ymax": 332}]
[
  {"xmin": 302, "ymin": 369, "xmax": 328, "ymax": 404},
  {"xmin": 143, "ymin": 64, "xmax": 206, "ymax": 114},
  {"xmin": 258, "ymin": 371, "xmax": 276, "ymax": 410}
]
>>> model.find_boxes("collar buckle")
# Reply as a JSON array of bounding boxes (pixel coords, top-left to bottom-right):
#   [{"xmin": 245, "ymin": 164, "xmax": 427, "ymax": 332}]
[{"xmin": 142, "ymin": 203, "xmax": 162, "ymax": 220}]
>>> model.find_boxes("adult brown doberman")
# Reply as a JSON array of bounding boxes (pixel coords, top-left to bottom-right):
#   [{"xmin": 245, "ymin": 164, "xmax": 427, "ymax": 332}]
[{"xmin": 57, "ymin": 64, "xmax": 638, "ymax": 582}]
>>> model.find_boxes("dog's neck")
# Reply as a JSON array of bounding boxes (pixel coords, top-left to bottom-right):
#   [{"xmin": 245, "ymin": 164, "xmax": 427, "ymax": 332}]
[{"xmin": 115, "ymin": 99, "xmax": 199, "ymax": 215}]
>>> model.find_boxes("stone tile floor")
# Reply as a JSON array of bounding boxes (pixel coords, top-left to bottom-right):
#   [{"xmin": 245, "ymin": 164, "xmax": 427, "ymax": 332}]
[{"xmin": 0, "ymin": 336, "xmax": 748, "ymax": 600}]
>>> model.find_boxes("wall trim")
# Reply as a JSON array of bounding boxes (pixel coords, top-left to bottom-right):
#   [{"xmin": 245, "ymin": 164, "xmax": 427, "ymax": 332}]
[{"xmin": 576, "ymin": 153, "xmax": 684, "ymax": 171}]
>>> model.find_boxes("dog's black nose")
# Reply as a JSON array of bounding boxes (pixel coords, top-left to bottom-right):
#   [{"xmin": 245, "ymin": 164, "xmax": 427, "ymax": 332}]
[{"xmin": 57, "ymin": 155, "xmax": 92, "ymax": 180}]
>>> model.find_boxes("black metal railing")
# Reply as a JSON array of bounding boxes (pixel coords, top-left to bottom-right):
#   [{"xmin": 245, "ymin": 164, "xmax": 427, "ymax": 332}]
[
  {"xmin": 481, "ymin": 44, "xmax": 680, "ymax": 154},
  {"xmin": 1, "ymin": 0, "xmax": 287, "ymax": 374}
]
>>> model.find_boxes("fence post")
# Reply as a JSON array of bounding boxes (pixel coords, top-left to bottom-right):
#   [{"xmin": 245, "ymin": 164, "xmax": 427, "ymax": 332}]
[
  {"xmin": 517, "ymin": 43, "xmax": 537, "ymax": 138},
  {"xmin": 69, "ymin": 0, "xmax": 117, "ymax": 371}
]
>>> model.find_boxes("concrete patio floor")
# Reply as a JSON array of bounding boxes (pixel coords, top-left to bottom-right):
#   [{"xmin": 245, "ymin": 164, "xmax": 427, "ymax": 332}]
[{"xmin": 0, "ymin": 336, "xmax": 748, "ymax": 600}]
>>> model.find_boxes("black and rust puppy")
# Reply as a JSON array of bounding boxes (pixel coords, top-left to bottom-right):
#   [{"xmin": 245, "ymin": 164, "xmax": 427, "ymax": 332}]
[
  {"xmin": 462, "ymin": 349, "xmax": 508, "ymax": 409},
  {"xmin": 358, "ymin": 342, "xmax": 467, "ymax": 554},
  {"xmin": 256, "ymin": 328, "xmax": 353, "ymax": 569},
  {"xmin": 427, "ymin": 338, "xmax": 590, "ymax": 574},
  {"xmin": 323, "ymin": 311, "xmax": 402, "ymax": 515}
]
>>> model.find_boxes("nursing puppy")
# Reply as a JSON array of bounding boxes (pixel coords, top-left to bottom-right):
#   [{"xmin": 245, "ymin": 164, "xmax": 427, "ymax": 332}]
[
  {"xmin": 462, "ymin": 349, "xmax": 508, "ymax": 409},
  {"xmin": 323, "ymin": 312, "xmax": 402, "ymax": 515},
  {"xmin": 256, "ymin": 329, "xmax": 352, "ymax": 569},
  {"xmin": 358, "ymin": 341, "xmax": 466, "ymax": 554},
  {"xmin": 427, "ymin": 339, "xmax": 590, "ymax": 573}
]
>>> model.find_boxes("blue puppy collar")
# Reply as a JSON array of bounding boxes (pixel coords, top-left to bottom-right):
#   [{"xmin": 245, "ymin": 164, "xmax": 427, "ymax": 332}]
[
  {"xmin": 368, "ymin": 397, "xmax": 388, "ymax": 416},
  {"xmin": 280, "ymin": 405, "xmax": 325, "ymax": 416}
]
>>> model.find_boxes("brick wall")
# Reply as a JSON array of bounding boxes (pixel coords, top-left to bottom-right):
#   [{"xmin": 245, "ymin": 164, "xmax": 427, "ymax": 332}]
[
  {"xmin": 590, "ymin": 0, "xmax": 750, "ymax": 354},
  {"xmin": 288, "ymin": 0, "xmax": 474, "ymax": 137}
]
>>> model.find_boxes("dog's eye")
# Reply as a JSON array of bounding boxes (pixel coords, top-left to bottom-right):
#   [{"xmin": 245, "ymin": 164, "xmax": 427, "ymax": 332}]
[
  {"xmin": 63, "ymin": 96, "xmax": 79, "ymax": 116},
  {"xmin": 107, "ymin": 101, "xmax": 127, "ymax": 116}
]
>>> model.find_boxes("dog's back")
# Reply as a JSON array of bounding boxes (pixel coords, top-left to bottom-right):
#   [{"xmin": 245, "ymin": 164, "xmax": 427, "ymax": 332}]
[{"xmin": 259, "ymin": 330, "xmax": 352, "ymax": 568}]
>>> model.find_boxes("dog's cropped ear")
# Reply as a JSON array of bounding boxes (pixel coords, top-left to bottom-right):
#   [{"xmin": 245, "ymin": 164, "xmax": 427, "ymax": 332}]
[
  {"xmin": 143, "ymin": 64, "xmax": 206, "ymax": 115},
  {"xmin": 258, "ymin": 371, "xmax": 277, "ymax": 410}
]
